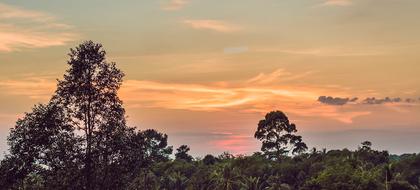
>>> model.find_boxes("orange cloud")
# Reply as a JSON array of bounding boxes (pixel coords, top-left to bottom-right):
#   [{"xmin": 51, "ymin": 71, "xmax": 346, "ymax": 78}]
[
  {"xmin": 246, "ymin": 69, "xmax": 315, "ymax": 85},
  {"xmin": 182, "ymin": 19, "xmax": 240, "ymax": 33},
  {"xmin": 119, "ymin": 70, "xmax": 372, "ymax": 123},
  {"xmin": 119, "ymin": 80, "xmax": 319, "ymax": 110},
  {"xmin": 0, "ymin": 76, "xmax": 56, "ymax": 100},
  {"xmin": 0, "ymin": 3, "xmax": 77, "ymax": 52},
  {"xmin": 0, "ymin": 70, "xmax": 400, "ymax": 124}
]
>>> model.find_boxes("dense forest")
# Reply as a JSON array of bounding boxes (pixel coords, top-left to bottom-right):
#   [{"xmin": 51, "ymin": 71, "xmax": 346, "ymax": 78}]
[{"xmin": 0, "ymin": 41, "xmax": 419, "ymax": 190}]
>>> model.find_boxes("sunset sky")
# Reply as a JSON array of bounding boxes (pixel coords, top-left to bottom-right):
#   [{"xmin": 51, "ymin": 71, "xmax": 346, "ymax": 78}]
[{"xmin": 1, "ymin": 0, "xmax": 420, "ymax": 157}]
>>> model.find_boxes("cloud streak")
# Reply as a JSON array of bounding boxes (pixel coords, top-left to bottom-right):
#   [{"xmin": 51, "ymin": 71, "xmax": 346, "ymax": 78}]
[
  {"xmin": 0, "ymin": 70, "xmax": 355, "ymax": 123},
  {"xmin": 0, "ymin": 3, "xmax": 77, "ymax": 52},
  {"xmin": 318, "ymin": 96, "xmax": 420, "ymax": 106},
  {"xmin": 118, "ymin": 71, "xmax": 372, "ymax": 123},
  {"xmin": 4, "ymin": 71, "xmax": 418, "ymax": 124},
  {"xmin": 318, "ymin": 96, "xmax": 358, "ymax": 106},
  {"xmin": 362, "ymin": 97, "xmax": 419, "ymax": 105},
  {"xmin": 0, "ymin": 76, "xmax": 56, "ymax": 100},
  {"xmin": 182, "ymin": 19, "xmax": 240, "ymax": 33}
]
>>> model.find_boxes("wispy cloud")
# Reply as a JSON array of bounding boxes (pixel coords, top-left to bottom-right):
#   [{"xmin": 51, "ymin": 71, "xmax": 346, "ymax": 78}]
[
  {"xmin": 318, "ymin": 96, "xmax": 420, "ymax": 106},
  {"xmin": 182, "ymin": 19, "xmax": 240, "ymax": 33},
  {"xmin": 321, "ymin": 0, "xmax": 353, "ymax": 6},
  {"xmin": 120, "ymin": 79, "xmax": 319, "ymax": 111},
  {"xmin": 119, "ymin": 70, "xmax": 371, "ymax": 123},
  {"xmin": 162, "ymin": 0, "xmax": 190, "ymax": 11},
  {"xmin": 246, "ymin": 69, "xmax": 315, "ymax": 85},
  {"xmin": 0, "ymin": 76, "xmax": 56, "ymax": 100},
  {"xmin": 0, "ymin": 3, "xmax": 78, "ymax": 52},
  {"xmin": 3, "ymin": 70, "xmax": 417, "ymax": 124},
  {"xmin": 0, "ymin": 70, "xmax": 370, "ymax": 123},
  {"xmin": 318, "ymin": 96, "xmax": 358, "ymax": 106},
  {"xmin": 362, "ymin": 97, "xmax": 419, "ymax": 105}
]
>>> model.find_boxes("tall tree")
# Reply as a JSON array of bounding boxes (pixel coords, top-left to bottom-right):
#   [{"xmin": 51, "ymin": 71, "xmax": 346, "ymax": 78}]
[
  {"xmin": 254, "ymin": 111, "xmax": 307, "ymax": 160},
  {"xmin": 54, "ymin": 41, "xmax": 127, "ymax": 189},
  {"xmin": 0, "ymin": 41, "xmax": 175, "ymax": 189}
]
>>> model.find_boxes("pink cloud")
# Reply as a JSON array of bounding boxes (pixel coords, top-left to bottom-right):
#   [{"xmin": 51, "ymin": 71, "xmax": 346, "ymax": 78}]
[{"xmin": 210, "ymin": 134, "xmax": 256, "ymax": 155}]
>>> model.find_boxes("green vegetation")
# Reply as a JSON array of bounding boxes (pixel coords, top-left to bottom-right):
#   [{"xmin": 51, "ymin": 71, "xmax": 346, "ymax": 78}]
[{"xmin": 1, "ymin": 42, "xmax": 419, "ymax": 190}]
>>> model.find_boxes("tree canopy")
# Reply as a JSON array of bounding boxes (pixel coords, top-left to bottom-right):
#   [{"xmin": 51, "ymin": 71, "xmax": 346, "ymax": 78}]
[{"xmin": 254, "ymin": 111, "xmax": 308, "ymax": 159}]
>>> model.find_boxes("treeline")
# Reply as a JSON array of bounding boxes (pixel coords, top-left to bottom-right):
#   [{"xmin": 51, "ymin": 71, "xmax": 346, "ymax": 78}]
[{"xmin": 0, "ymin": 41, "xmax": 419, "ymax": 190}]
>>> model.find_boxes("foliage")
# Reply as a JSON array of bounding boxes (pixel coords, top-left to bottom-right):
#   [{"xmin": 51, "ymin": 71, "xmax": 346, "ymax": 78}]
[
  {"xmin": 254, "ymin": 111, "xmax": 308, "ymax": 160},
  {"xmin": 175, "ymin": 145, "xmax": 193, "ymax": 162}
]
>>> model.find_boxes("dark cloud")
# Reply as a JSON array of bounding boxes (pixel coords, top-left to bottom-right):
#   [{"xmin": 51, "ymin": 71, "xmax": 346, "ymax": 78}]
[
  {"xmin": 318, "ymin": 96, "xmax": 420, "ymax": 106},
  {"xmin": 318, "ymin": 96, "xmax": 358, "ymax": 106},
  {"xmin": 362, "ymin": 97, "xmax": 403, "ymax": 105},
  {"xmin": 405, "ymin": 98, "xmax": 416, "ymax": 103}
]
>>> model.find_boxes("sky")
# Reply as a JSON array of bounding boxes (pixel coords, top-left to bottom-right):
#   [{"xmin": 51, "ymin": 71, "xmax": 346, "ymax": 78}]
[{"xmin": 0, "ymin": 0, "xmax": 420, "ymax": 157}]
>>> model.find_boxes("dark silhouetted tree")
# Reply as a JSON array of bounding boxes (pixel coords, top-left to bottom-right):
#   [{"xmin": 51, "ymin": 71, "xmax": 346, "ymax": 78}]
[
  {"xmin": 0, "ymin": 41, "xmax": 175, "ymax": 189},
  {"xmin": 203, "ymin": 154, "xmax": 217, "ymax": 165},
  {"xmin": 54, "ymin": 41, "xmax": 128, "ymax": 189},
  {"xmin": 361, "ymin": 141, "xmax": 373, "ymax": 151},
  {"xmin": 175, "ymin": 145, "xmax": 193, "ymax": 162},
  {"xmin": 0, "ymin": 103, "xmax": 81, "ymax": 189},
  {"xmin": 124, "ymin": 129, "xmax": 173, "ymax": 169},
  {"xmin": 254, "ymin": 111, "xmax": 307, "ymax": 160}
]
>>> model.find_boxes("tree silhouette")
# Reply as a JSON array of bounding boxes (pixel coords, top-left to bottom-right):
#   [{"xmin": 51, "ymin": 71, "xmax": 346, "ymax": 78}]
[
  {"xmin": 127, "ymin": 129, "xmax": 173, "ymax": 166},
  {"xmin": 203, "ymin": 154, "xmax": 217, "ymax": 165},
  {"xmin": 1, "ymin": 103, "xmax": 82, "ymax": 189},
  {"xmin": 254, "ymin": 111, "xmax": 307, "ymax": 160},
  {"xmin": 54, "ymin": 41, "xmax": 128, "ymax": 189},
  {"xmin": 361, "ymin": 141, "xmax": 373, "ymax": 151},
  {"xmin": 0, "ymin": 41, "xmax": 175, "ymax": 189},
  {"xmin": 175, "ymin": 145, "xmax": 193, "ymax": 162}
]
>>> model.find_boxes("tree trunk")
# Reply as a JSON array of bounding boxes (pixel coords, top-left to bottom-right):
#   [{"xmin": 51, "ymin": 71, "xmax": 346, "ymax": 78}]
[{"xmin": 86, "ymin": 97, "xmax": 93, "ymax": 190}]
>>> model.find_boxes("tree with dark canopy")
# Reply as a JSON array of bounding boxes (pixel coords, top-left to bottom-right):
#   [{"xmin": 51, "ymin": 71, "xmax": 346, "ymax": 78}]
[
  {"xmin": 202, "ymin": 154, "xmax": 217, "ymax": 165},
  {"xmin": 254, "ymin": 111, "xmax": 307, "ymax": 160},
  {"xmin": 0, "ymin": 103, "xmax": 81, "ymax": 189},
  {"xmin": 0, "ymin": 41, "xmax": 172, "ymax": 189},
  {"xmin": 53, "ymin": 41, "xmax": 129, "ymax": 189},
  {"xmin": 175, "ymin": 145, "xmax": 194, "ymax": 162}
]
